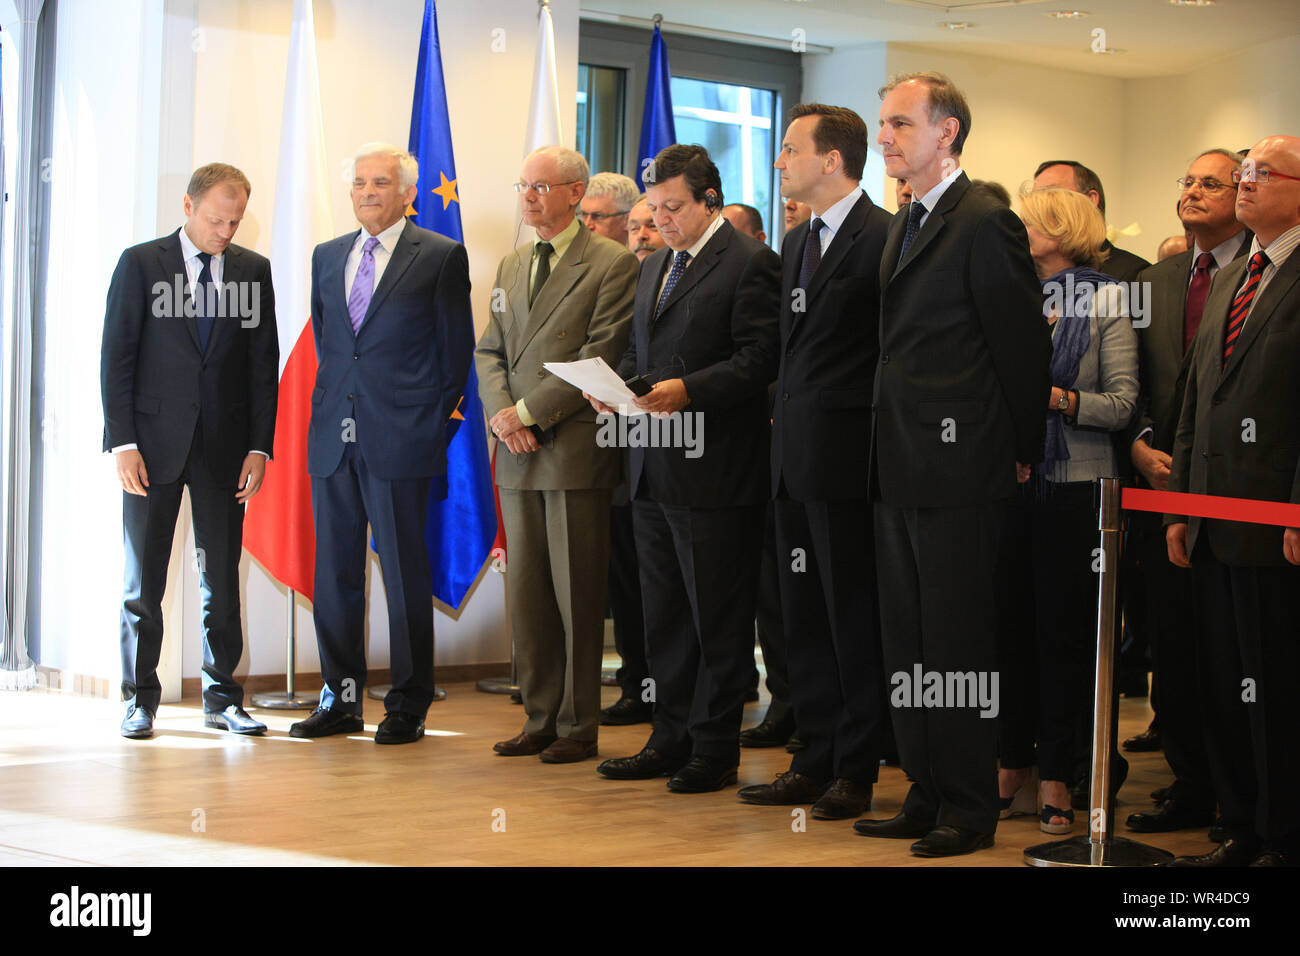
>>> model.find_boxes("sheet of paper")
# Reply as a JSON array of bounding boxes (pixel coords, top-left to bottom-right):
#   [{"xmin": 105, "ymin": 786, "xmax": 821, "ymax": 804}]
[{"xmin": 542, "ymin": 357, "xmax": 647, "ymax": 416}]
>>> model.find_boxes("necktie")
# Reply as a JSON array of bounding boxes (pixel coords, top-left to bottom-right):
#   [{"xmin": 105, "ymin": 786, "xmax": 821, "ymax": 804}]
[
  {"xmin": 193, "ymin": 251, "xmax": 216, "ymax": 353},
  {"xmin": 798, "ymin": 218, "xmax": 825, "ymax": 290},
  {"xmin": 1183, "ymin": 252, "xmax": 1214, "ymax": 353},
  {"xmin": 656, "ymin": 250, "xmax": 692, "ymax": 316},
  {"xmin": 530, "ymin": 241, "xmax": 554, "ymax": 308},
  {"xmin": 348, "ymin": 236, "xmax": 381, "ymax": 335},
  {"xmin": 1223, "ymin": 251, "xmax": 1269, "ymax": 363},
  {"xmin": 897, "ymin": 200, "xmax": 926, "ymax": 266}
]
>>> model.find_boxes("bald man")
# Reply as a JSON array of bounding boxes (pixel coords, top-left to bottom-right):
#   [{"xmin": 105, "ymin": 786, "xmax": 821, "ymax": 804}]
[{"xmin": 1166, "ymin": 135, "xmax": 1300, "ymax": 867}]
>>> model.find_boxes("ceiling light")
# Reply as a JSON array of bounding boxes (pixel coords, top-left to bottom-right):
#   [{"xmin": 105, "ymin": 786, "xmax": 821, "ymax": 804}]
[
  {"xmin": 939, "ymin": 21, "xmax": 975, "ymax": 29},
  {"xmin": 1045, "ymin": 10, "xmax": 1090, "ymax": 17},
  {"xmin": 1169, "ymin": 1, "xmax": 1214, "ymax": 7},
  {"xmin": 1091, "ymin": 47, "xmax": 1126, "ymax": 54}
]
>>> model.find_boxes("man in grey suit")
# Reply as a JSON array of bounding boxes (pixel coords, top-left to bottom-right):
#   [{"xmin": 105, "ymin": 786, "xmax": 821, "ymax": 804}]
[
  {"xmin": 476, "ymin": 146, "xmax": 638, "ymax": 764},
  {"xmin": 1166, "ymin": 134, "xmax": 1300, "ymax": 867},
  {"xmin": 1125, "ymin": 148, "xmax": 1249, "ymax": 836}
]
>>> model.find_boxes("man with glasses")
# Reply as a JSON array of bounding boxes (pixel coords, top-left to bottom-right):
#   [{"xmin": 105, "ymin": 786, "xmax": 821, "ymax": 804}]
[
  {"xmin": 476, "ymin": 146, "xmax": 638, "ymax": 764},
  {"xmin": 580, "ymin": 172, "xmax": 641, "ymax": 248},
  {"xmin": 1125, "ymin": 149, "xmax": 1249, "ymax": 839},
  {"xmin": 1166, "ymin": 135, "xmax": 1300, "ymax": 867}
]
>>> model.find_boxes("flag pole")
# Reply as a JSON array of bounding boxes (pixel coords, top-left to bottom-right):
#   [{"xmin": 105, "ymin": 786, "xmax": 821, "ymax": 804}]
[{"xmin": 251, "ymin": 588, "xmax": 317, "ymax": 709}]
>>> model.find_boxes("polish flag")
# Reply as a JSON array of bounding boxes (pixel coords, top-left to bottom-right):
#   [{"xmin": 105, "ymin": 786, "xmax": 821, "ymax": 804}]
[{"xmin": 243, "ymin": 0, "xmax": 334, "ymax": 600}]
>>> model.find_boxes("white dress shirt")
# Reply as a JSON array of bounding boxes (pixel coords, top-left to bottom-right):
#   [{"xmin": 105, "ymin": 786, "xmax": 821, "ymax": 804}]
[
  {"xmin": 345, "ymin": 215, "xmax": 408, "ymax": 301},
  {"xmin": 657, "ymin": 211, "xmax": 727, "ymax": 304},
  {"xmin": 912, "ymin": 163, "xmax": 964, "ymax": 231},
  {"xmin": 808, "ymin": 188, "xmax": 864, "ymax": 256}
]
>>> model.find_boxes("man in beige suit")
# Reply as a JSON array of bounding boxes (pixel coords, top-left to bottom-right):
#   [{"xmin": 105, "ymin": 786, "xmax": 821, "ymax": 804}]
[{"xmin": 476, "ymin": 145, "xmax": 638, "ymax": 763}]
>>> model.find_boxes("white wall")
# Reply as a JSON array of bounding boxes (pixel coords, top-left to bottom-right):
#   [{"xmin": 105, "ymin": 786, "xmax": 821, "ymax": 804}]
[
  {"xmin": 45, "ymin": 0, "xmax": 580, "ymax": 691},
  {"xmin": 800, "ymin": 41, "xmax": 888, "ymax": 207}
]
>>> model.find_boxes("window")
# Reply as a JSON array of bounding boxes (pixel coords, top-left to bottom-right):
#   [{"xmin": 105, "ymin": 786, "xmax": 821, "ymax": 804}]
[
  {"xmin": 670, "ymin": 77, "xmax": 775, "ymax": 229},
  {"xmin": 576, "ymin": 63, "xmax": 626, "ymax": 176}
]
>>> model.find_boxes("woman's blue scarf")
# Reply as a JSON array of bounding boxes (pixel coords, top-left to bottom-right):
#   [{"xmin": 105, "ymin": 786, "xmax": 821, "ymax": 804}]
[{"xmin": 1040, "ymin": 266, "xmax": 1117, "ymax": 484}]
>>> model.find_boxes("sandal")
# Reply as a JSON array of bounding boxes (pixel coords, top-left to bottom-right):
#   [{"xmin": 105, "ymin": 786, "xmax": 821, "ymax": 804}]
[
  {"xmin": 1040, "ymin": 804, "xmax": 1075, "ymax": 834},
  {"xmin": 999, "ymin": 767, "xmax": 1039, "ymax": 819}
]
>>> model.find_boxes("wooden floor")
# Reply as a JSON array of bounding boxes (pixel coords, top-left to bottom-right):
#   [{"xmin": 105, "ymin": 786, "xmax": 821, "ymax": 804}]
[{"xmin": 0, "ymin": 670, "xmax": 1214, "ymax": 867}]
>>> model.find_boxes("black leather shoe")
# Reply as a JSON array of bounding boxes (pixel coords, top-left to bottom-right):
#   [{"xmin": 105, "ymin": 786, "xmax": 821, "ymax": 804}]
[
  {"xmin": 1209, "ymin": 817, "xmax": 1226, "ymax": 843},
  {"xmin": 1150, "ymin": 786, "xmax": 1171, "ymax": 803},
  {"xmin": 375, "ymin": 711, "xmax": 425, "ymax": 744},
  {"xmin": 597, "ymin": 747, "xmax": 686, "ymax": 780},
  {"xmin": 1126, "ymin": 799, "xmax": 1215, "ymax": 833},
  {"xmin": 599, "ymin": 696, "xmax": 652, "ymax": 726},
  {"xmin": 1167, "ymin": 837, "xmax": 1259, "ymax": 867},
  {"xmin": 667, "ymin": 756, "xmax": 738, "ymax": 793},
  {"xmin": 1123, "ymin": 725, "xmax": 1162, "ymax": 752},
  {"xmin": 121, "ymin": 704, "xmax": 155, "ymax": 739},
  {"xmin": 738, "ymin": 770, "xmax": 828, "ymax": 805},
  {"xmin": 853, "ymin": 811, "xmax": 932, "ymax": 839},
  {"xmin": 1249, "ymin": 848, "xmax": 1292, "ymax": 867},
  {"xmin": 203, "ymin": 704, "xmax": 266, "ymax": 735},
  {"xmin": 739, "ymin": 710, "xmax": 796, "ymax": 748},
  {"xmin": 911, "ymin": 825, "xmax": 993, "ymax": 857},
  {"xmin": 289, "ymin": 707, "xmax": 364, "ymax": 738},
  {"xmin": 812, "ymin": 779, "xmax": 873, "ymax": 820}
]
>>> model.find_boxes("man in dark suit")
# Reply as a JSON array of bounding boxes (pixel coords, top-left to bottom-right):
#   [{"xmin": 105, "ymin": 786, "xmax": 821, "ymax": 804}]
[
  {"xmin": 855, "ymin": 73, "xmax": 1051, "ymax": 856},
  {"xmin": 1125, "ymin": 148, "xmax": 1249, "ymax": 836},
  {"xmin": 590, "ymin": 144, "xmax": 780, "ymax": 793},
  {"xmin": 1033, "ymin": 161, "xmax": 1150, "ymax": 283},
  {"xmin": 290, "ymin": 143, "xmax": 473, "ymax": 744},
  {"xmin": 1166, "ymin": 134, "xmax": 1300, "ymax": 867},
  {"xmin": 101, "ymin": 163, "xmax": 278, "ymax": 738},
  {"xmin": 737, "ymin": 103, "xmax": 892, "ymax": 819}
]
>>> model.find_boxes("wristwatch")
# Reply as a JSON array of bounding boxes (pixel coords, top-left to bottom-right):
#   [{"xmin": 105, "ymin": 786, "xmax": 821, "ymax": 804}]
[{"xmin": 1056, "ymin": 390, "xmax": 1069, "ymax": 412}]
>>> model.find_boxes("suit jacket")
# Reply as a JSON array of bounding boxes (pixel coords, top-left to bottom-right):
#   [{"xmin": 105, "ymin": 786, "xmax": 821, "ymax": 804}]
[
  {"xmin": 1129, "ymin": 235, "xmax": 1252, "ymax": 460},
  {"xmin": 100, "ymin": 228, "xmax": 278, "ymax": 487},
  {"xmin": 1169, "ymin": 247, "xmax": 1300, "ymax": 566},
  {"xmin": 617, "ymin": 219, "xmax": 780, "ymax": 508},
  {"xmin": 308, "ymin": 219, "xmax": 473, "ymax": 481},
  {"xmin": 1100, "ymin": 240, "xmax": 1151, "ymax": 284},
  {"xmin": 476, "ymin": 222, "xmax": 638, "ymax": 490},
  {"xmin": 772, "ymin": 190, "xmax": 892, "ymax": 501},
  {"xmin": 871, "ymin": 172, "xmax": 1051, "ymax": 508}
]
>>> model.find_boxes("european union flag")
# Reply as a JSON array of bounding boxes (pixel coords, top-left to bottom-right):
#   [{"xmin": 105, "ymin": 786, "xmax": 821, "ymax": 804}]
[
  {"xmin": 637, "ymin": 23, "xmax": 677, "ymax": 190},
  {"xmin": 408, "ymin": 0, "xmax": 496, "ymax": 608}
]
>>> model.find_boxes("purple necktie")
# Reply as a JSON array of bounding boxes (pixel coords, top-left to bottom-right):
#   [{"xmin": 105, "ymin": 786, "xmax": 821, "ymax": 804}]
[{"xmin": 348, "ymin": 237, "xmax": 381, "ymax": 335}]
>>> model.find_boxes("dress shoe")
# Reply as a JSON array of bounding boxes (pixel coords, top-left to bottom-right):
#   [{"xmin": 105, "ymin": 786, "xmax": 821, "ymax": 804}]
[
  {"xmin": 739, "ymin": 711, "xmax": 795, "ymax": 748},
  {"xmin": 597, "ymin": 747, "xmax": 685, "ymax": 779},
  {"xmin": 539, "ymin": 737, "xmax": 597, "ymax": 763},
  {"xmin": 1167, "ymin": 837, "xmax": 1259, "ymax": 867},
  {"xmin": 121, "ymin": 704, "xmax": 155, "ymax": 739},
  {"xmin": 1123, "ymin": 725, "xmax": 1162, "ymax": 752},
  {"xmin": 853, "ymin": 811, "xmax": 932, "ymax": 839},
  {"xmin": 1126, "ymin": 799, "xmax": 1215, "ymax": 833},
  {"xmin": 289, "ymin": 707, "xmax": 363, "ymax": 738},
  {"xmin": 493, "ymin": 731, "xmax": 556, "ymax": 756},
  {"xmin": 1249, "ymin": 848, "xmax": 1292, "ymax": 867},
  {"xmin": 1209, "ymin": 817, "xmax": 1226, "ymax": 843},
  {"xmin": 599, "ymin": 696, "xmax": 652, "ymax": 726},
  {"xmin": 375, "ymin": 711, "xmax": 424, "ymax": 744},
  {"xmin": 203, "ymin": 704, "xmax": 266, "ymax": 736},
  {"xmin": 667, "ymin": 756, "xmax": 738, "ymax": 793},
  {"xmin": 785, "ymin": 733, "xmax": 805, "ymax": 753},
  {"xmin": 911, "ymin": 825, "xmax": 993, "ymax": 857},
  {"xmin": 1150, "ymin": 786, "xmax": 1171, "ymax": 803},
  {"xmin": 738, "ymin": 770, "xmax": 828, "ymax": 806},
  {"xmin": 812, "ymin": 779, "xmax": 873, "ymax": 820}
]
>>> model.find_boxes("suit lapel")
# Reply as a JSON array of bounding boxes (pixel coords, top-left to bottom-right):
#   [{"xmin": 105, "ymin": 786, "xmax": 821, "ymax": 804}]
[
  {"xmin": 327, "ymin": 230, "xmax": 358, "ymax": 334},
  {"xmin": 158, "ymin": 230, "xmax": 201, "ymax": 352},
  {"xmin": 1221, "ymin": 251, "xmax": 1300, "ymax": 382},
  {"xmin": 1159, "ymin": 251, "xmax": 1194, "ymax": 366},
  {"xmin": 519, "ymin": 225, "xmax": 593, "ymax": 357},
  {"xmin": 206, "ymin": 244, "xmax": 241, "ymax": 354},
  {"xmin": 879, "ymin": 208, "xmax": 907, "ymax": 289},
  {"xmin": 656, "ymin": 220, "xmax": 730, "ymax": 321},
  {"xmin": 891, "ymin": 173, "xmax": 968, "ymax": 280},
  {"xmin": 799, "ymin": 192, "xmax": 870, "ymax": 322}
]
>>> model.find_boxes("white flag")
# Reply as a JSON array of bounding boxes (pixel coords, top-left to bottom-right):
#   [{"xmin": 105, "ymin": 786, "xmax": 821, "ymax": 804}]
[
  {"xmin": 271, "ymin": 0, "xmax": 335, "ymax": 372},
  {"xmin": 525, "ymin": 0, "xmax": 562, "ymax": 153}
]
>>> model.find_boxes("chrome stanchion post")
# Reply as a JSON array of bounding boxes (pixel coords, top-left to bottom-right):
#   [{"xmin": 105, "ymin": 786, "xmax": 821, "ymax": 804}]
[
  {"xmin": 251, "ymin": 588, "xmax": 319, "ymax": 709},
  {"xmin": 1025, "ymin": 478, "xmax": 1173, "ymax": 867}
]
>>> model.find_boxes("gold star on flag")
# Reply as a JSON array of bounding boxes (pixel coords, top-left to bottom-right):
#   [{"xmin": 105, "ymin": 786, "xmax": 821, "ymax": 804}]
[{"xmin": 431, "ymin": 171, "xmax": 460, "ymax": 210}]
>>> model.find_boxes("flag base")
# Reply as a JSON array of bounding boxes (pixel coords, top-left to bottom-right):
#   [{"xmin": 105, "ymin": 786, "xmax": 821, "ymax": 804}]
[{"xmin": 251, "ymin": 690, "xmax": 318, "ymax": 710}]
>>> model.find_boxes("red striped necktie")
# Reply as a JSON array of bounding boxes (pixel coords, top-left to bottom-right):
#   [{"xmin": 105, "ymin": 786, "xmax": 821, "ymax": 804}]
[{"xmin": 1223, "ymin": 251, "xmax": 1269, "ymax": 363}]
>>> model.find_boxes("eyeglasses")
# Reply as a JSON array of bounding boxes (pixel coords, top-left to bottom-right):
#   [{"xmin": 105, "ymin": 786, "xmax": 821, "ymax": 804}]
[
  {"xmin": 578, "ymin": 210, "xmax": 628, "ymax": 223},
  {"xmin": 1176, "ymin": 177, "xmax": 1234, "ymax": 194},
  {"xmin": 1231, "ymin": 168, "xmax": 1300, "ymax": 186},
  {"xmin": 513, "ymin": 180, "xmax": 580, "ymax": 194}
]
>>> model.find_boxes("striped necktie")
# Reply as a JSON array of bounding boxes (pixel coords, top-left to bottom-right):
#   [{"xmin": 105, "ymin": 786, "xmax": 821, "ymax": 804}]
[{"xmin": 1223, "ymin": 251, "xmax": 1269, "ymax": 363}]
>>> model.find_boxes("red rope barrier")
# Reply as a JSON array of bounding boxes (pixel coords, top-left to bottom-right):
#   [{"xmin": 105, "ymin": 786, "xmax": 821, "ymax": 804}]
[{"xmin": 1121, "ymin": 487, "xmax": 1300, "ymax": 529}]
